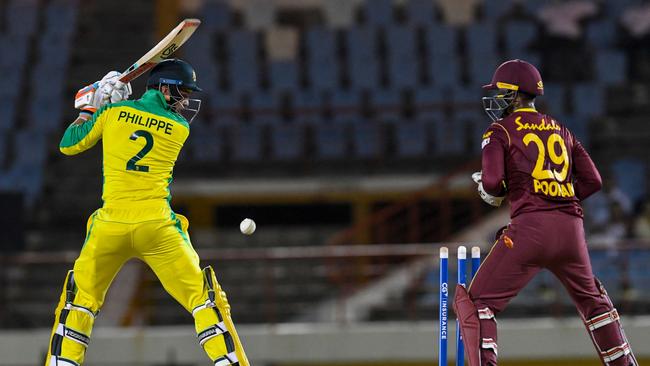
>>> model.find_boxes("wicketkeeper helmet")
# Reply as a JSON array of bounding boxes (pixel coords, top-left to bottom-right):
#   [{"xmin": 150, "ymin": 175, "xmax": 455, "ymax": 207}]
[
  {"xmin": 483, "ymin": 59, "xmax": 544, "ymax": 96},
  {"xmin": 482, "ymin": 59, "xmax": 543, "ymax": 121}
]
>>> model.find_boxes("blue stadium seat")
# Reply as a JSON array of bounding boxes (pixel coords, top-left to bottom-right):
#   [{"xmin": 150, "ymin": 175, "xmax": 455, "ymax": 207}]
[
  {"xmin": 12, "ymin": 162, "xmax": 44, "ymax": 207},
  {"xmin": 396, "ymin": 121, "xmax": 429, "ymax": 158},
  {"xmin": 434, "ymin": 118, "xmax": 465, "ymax": 155},
  {"xmin": 425, "ymin": 24, "xmax": 457, "ymax": 56},
  {"xmin": 572, "ymin": 83, "xmax": 605, "ymax": 118},
  {"xmin": 504, "ymin": 21, "xmax": 537, "ymax": 54},
  {"xmin": 587, "ymin": 20, "xmax": 617, "ymax": 49},
  {"xmin": 14, "ymin": 130, "xmax": 47, "ymax": 166},
  {"xmin": 189, "ymin": 125, "xmax": 223, "ymax": 162},
  {"xmin": 306, "ymin": 27, "xmax": 339, "ymax": 92},
  {"xmin": 467, "ymin": 117, "xmax": 489, "ymax": 153},
  {"xmin": 270, "ymin": 124, "xmax": 304, "ymax": 160},
  {"xmin": 44, "ymin": 1, "xmax": 77, "ymax": 37},
  {"xmin": 184, "ymin": 30, "xmax": 211, "ymax": 61},
  {"xmin": 523, "ymin": 0, "xmax": 553, "ymax": 15},
  {"xmin": 466, "ymin": 24, "xmax": 499, "ymax": 83},
  {"xmin": 38, "ymin": 36, "xmax": 71, "ymax": 68},
  {"xmin": 330, "ymin": 89, "xmax": 362, "ymax": 122},
  {"xmin": 29, "ymin": 96, "xmax": 63, "ymax": 132},
  {"xmin": 184, "ymin": 32, "xmax": 219, "ymax": 86},
  {"xmin": 250, "ymin": 92, "xmax": 280, "ymax": 125},
  {"xmin": 270, "ymin": 60, "xmax": 299, "ymax": 92},
  {"xmin": 0, "ymin": 67, "xmax": 23, "ymax": 100},
  {"xmin": 227, "ymin": 30, "xmax": 259, "ymax": 92},
  {"xmin": 595, "ymin": 51, "xmax": 626, "ymax": 85},
  {"xmin": 415, "ymin": 87, "xmax": 446, "ymax": 120},
  {"xmin": 451, "ymin": 86, "xmax": 481, "ymax": 106},
  {"xmin": 466, "ymin": 23, "xmax": 497, "ymax": 58},
  {"xmin": 424, "ymin": 25, "xmax": 460, "ymax": 86},
  {"xmin": 0, "ymin": 98, "xmax": 17, "ymax": 131},
  {"xmin": 293, "ymin": 90, "xmax": 324, "ymax": 124},
  {"xmin": 604, "ymin": 0, "xmax": 641, "ymax": 18},
  {"xmin": 32, "ymin": 65, "xmax": 68, "ymax": 99},
  {"xmin": 539, "ymin": 82, "xmax": 566, "ymax": 116},
  {"xmin": 628, "ymin": 250, "xmax": 650, "ymax": 294},
  {"xmin": 590, "ymin": 251, "xmax": 621, "ymax": 292},
  {"xmin": 202, "ymin": 0, "xmax": 233, "ymax": 31},
  {"xmin": 483, "ymin": 0, "xmax": 513, "ymax": 20},
  {"xmin": 386, "ymin": 25, "xmax": 419, "ymax": 88},
  {"xmin": 210, "ymin": 91, "xmax": 241, "ymax": 126},
  {"xmin": 230, "ymin": 124, "xmax": 263, "ymax": 161},
  {"xmin": 352, "ymin": 122, "xmax": 383, "ymax": 159},
  {"xmin": 612, "ymin": 158, "xmax": 646, "ymax": 204},
  {"xmin": 314, "ymin": 124, "xmax": 348, "ymax": 159},
  {"xmin": 363, "ymin": 0, "xmax": 393, "ymax": 26},
  {"xmin": 372, "ymin": 89, "xmax": 402, "ymax": 119},
  {"xmin": 430, "ymin": 52, "xmax": 461, "ymax": 86},
  {"xmin": 0, "ymin": 36, "xmax": 29, "ymax": 68},
  {"xmin": 406, "ymin": 0, "xmax": 437, "ymax": 26},
  {"xmin": 7, "ymin": 0, "xmax": 39, "ymax": 36},
  {"xmin": 451, "ymin": 86, "xmax": 485, "ymax": 152},
  {"xmin": 0, "ymin": 135, "xmax": 5, "ymax": 165},
  {"xmin": 346, "ymin": 27, "xmax": 379, "ymax": 89}
]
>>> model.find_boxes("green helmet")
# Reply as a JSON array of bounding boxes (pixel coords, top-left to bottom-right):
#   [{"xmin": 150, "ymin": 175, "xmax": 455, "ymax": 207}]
[{"xmin": 146, "ymin": 59, "xmax": 202, "ymax": 92}]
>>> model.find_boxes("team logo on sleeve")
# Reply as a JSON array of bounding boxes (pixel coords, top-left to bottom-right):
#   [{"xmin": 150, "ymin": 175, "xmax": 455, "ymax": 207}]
[
  {"xmin": 481, "ymin": 131, "xmax": 492, "ymax": 149},
  {"xmin": 481, "ymin": 137, "xmax": 490, "ymax": 149}
]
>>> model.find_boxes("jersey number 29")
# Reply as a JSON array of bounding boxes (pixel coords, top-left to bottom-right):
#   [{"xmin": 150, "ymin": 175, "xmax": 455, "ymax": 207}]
[{"xmin": 523, "ymin": 132, "xmax": 569, "ymax": 182}]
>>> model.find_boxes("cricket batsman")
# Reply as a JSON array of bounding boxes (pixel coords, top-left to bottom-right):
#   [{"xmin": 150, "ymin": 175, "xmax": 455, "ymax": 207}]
[
  {"xmin": 45, "ymin": 59, "xmax": 250, "ymax": 366},
  {"xmin": 454, "ymin": 59, "xmax": 637, "ymax": 366}
]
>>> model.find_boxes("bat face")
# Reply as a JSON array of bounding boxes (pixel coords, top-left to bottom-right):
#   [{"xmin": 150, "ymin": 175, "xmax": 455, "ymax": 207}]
[{"xmin": 119, "ymin": 19, "xmax": 201, "ymax": 83}]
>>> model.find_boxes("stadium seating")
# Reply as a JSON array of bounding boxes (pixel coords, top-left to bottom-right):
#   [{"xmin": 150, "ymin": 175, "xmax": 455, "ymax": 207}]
[
  {"xmin": 0, "ymin": 0, "xmax": 647, "ymax": 235},
  {"xmin": 363, "ymin": 0, "xmax": 394, "ymax": 26},
  {"xmin": 3, "ymin": 0, "xmax": 650, "ymax": 331},
  {"xmin": 386, "ymin": 25, "xmax": 419, "ymax": 88},
  {"xmin": 306, "ymin": 27, "xmax": 340, "ymax": 91},
  {"xmin": 227, "ymin": 30, "xmax": 260, "ymax": 92},
  {"xmin": 352, "ymin": 122, "xmax": 384, "ymax": 159},
  {"xmin": 270, "ymin": 124, "xmax": 305, "ymax": 160},
  {"xmin": 345, "ymin": 26, "xmax": 380, "ymax": 89},
  {"xmin": 395, "ymin": 121, "xmax": 430, "ymax": 158},
  {"xmin": 315, "ymin": 124, "xmax": 348, "ymax": 159},
  {"xmin": 405, "ymin": 0, "xmax": 437, "ymax": 26}
]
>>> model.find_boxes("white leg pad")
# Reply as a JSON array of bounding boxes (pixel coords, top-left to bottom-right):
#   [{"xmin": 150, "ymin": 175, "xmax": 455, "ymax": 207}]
[{"xmin": 213, "ymin": 351, "xmax": 238, "ymax": 366}]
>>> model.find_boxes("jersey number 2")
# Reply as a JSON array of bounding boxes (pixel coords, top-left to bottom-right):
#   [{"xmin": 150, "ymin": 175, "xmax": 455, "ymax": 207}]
[{"xmin": 126, "ymin": 130, "xmax": 154, "ymax": 172}]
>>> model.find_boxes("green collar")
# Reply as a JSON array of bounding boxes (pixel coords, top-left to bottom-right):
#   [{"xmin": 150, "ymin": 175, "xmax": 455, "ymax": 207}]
[
  {"xmin": 131, "ymin": 89, "xmax": 189, "ymax": 128},
  {"xmin": 140, "ymin": 89, "xmax": 171, "ymax": 110}
]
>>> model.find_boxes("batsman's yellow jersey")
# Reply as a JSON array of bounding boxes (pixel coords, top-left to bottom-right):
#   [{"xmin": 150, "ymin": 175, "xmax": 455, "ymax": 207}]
[{"xmin": 59, "ymin": 89, "xmax": 189, "ymax": 213}]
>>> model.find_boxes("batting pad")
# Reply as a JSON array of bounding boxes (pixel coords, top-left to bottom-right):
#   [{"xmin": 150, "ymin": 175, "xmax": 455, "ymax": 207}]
[{"xmin": 192, "ymin": 266, "xmax": 250, "ymax": 366}]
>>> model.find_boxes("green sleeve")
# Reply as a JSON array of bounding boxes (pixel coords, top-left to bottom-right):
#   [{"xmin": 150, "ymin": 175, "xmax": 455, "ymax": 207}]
[{"xmin": 60, "ymin": 105, "xmax": 109, "ymax": 155}]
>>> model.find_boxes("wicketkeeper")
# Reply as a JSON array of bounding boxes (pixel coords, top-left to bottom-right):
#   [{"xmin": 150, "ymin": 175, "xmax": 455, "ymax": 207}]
[
  {"xmin": 454, "ymin": 59, "xmax": 637, "ymax": 366},
  {"xmin": 45, "ymin": 59, "xmax": 250, "ymax": 366}
]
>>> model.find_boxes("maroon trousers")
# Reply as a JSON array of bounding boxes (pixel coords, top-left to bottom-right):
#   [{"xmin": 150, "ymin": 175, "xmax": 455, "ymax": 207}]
[{"xmin": 468, "ymin": 211, "xmax": 631, "ymax": 365}]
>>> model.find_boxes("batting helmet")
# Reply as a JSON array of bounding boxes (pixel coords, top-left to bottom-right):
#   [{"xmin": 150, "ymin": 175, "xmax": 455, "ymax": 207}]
[
  {"xmin": 147, "ymin": 59, "xmax": 202, "ymax": 92},
  {"xmin": 482, "ymin": 59, "xmax": 544, "ymax": 96}
]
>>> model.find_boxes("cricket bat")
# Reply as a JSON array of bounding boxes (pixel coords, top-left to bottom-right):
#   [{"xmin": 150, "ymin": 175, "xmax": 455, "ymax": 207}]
[{"xmin": 75, "ymin": 18, "xmax": 201, "ymax": 110}]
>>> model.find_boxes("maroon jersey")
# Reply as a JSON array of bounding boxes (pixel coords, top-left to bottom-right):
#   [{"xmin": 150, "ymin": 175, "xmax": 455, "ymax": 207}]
[{"xmin": 481, "ymin": 108, "xmax": 602, "ymax": 218}]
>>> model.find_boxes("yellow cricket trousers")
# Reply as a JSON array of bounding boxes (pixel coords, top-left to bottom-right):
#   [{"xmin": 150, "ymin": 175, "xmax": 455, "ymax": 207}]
[{"xmin": 46, "ymin": 202, "xmax": 249, "ymax": 366}]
